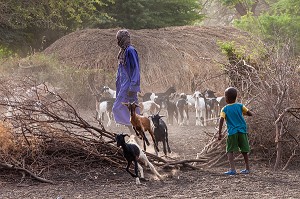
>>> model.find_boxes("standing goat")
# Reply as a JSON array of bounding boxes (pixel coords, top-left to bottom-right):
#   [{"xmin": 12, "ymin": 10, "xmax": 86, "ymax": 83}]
[
  {"xmin": 150, "ymin": 113, "xmax": 171, "ymax": 156},
  {"xmin": 122, "ymin": 102, "xmax": 159, "ymax": 154},
  {"xmin": 139, "ymin": 86, "xmax": 176, "ymax": 102},
  {"xmin": 163, "ymin": 96, "xmax": 178, "ymax": 125},
  {"xmin": 102, "ymin": 86, "xmax": 116, "ymax": 98},
  {"xmin": 139, "ymin": 100, "xmax": 160, "ymax": 116},
  {"xmin": 176, "ymin": 93, "xmax": 189, "ymax": 126},
  {"xmin": 115, "ymin": 133, "xmax": 163, "ymax": 185},
  {"xmin": 194, "ymin": 91, "xmax": 207, "ymax": 126}
]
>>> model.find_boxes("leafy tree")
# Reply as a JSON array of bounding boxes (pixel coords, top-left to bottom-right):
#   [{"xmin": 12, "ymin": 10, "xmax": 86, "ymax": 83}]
[
  {"xmin": 219, "ymin": 0, "xmax": 260, "ymax": 16},
  {"xmin": 234, "ymin": 0, "xmax": 300, "ymax": 53},
  {"xmin": 0, "ymin": 0, "xmax": 109, "ymax": 55},
  {"xmin": 99, "ymin": 0, "xmax": 203, "ymax": 29}
]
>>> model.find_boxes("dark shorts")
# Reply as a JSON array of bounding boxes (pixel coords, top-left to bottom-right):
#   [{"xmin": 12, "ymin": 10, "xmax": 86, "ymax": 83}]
[{"xmin": 226, "ymin": 133, "xmax": 250, "ymax": 153}]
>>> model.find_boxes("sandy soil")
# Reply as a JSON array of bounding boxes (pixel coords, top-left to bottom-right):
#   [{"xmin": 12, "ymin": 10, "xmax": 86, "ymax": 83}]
[{"xmin": 1, "ymin": 111, "xmax": 300, "ymax": 199}]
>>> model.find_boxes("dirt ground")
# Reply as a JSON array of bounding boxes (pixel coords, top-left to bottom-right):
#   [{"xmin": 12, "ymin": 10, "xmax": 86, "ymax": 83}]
[{"xmin": 1, "ymin": 111, "xmax": 300, "ymax": 199}]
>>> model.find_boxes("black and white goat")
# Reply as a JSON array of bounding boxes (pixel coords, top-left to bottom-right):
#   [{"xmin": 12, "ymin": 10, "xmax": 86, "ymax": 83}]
[
  {"xmin": 149, "ymin": 113, "xmax": 171, "ymax": 156},
  {"xmin": 115, "ymin": 133, "xmax": 163, "ymax": 185},
  {"xmin": 139, "ymin": 86, "xmax": 176, "ymax": 102}
]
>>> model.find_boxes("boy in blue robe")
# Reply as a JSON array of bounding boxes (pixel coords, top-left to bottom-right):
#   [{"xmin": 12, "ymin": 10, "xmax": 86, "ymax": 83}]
[{"xmin": 112, "ymin": 30, "xmax": 141, "ymax": 127}]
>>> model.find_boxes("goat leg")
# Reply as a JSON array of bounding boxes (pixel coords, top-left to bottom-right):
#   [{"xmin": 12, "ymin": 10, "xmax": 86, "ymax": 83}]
[
  {"xmin": 133, "ymin": 127, "xmax": 142, "ymax": 139},
  {"xmin": 162, "ymin": 141, "xmax": 167, "ymax": 156},
  {"xmin": 139, "ymin": 130, "xmax": 150, "ymax": 146},
  {"xmin": 126, "ymin": 161, "xmax": 137, "ymax": 177},
  {"xmin": 148, "ymin": 129, "xmax": 160, "ymax": 152}
]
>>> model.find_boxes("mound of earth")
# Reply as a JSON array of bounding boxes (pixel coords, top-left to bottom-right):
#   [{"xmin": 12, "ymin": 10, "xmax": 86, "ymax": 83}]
[{"xmin": 43, "ymin": 26, "xmax": 255, "ymax": 94}]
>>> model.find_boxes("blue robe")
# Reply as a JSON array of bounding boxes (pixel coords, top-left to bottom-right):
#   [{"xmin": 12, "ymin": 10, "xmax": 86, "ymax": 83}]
[{"xmin": 112, "ymin": 45, "xmax": 141, "ymax": 126}]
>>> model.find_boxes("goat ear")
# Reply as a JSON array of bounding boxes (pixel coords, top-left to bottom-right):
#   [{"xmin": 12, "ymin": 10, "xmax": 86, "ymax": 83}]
[
  {"xmin": 160, "ymin": 115, "xmax": 165, "ymax": 117},
  {"xmin": 124, "ymin": 134, "xmax": 130, "ymax": 137}
]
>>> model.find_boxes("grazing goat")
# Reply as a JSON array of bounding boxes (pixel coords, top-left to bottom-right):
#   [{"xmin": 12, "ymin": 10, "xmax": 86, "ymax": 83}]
[
  {"xmin": 150, "ymin": 113, "xmax": 171, "ymax": 156},
  {"xmin": 139, "ymin": 100, "xmax": 160, "ymax": 116},
  {"xmin": 115, "ymin": 133, "xmax": 163, "ymax": 184},
  {"xmin": 193, "ymin": 91, "xmax": 207, "ymax": 126},
  {"xmin": 139, "ymin": 86, "xmax": 176, "ymax": 102},
  {"xmin": 176, "ymin": 93, "xmax": 189, "ymax": 126},
  {"xmin": 122, "ymin": 102, "xmax": 159, "ymax": 153}
]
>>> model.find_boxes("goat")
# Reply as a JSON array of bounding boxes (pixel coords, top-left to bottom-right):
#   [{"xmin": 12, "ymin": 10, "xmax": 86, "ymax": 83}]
[
  {"xmin": 217, "ymin": 96, "xmax": 226, "ymax": 112},
  {"xmin": 193, "ymin": 91, "xmax": 207, "ymax": 126},
  {"xmin": 149, "ymin": 113, "xmax": 171, "ymax": 156},
  {"xmin": 203, "ymin": 89, "xmax": 220, "ymax": 120},
  {"xmin": 115, "ymin": 133, "xmax": 163, "ymax": 184},
  {"xmin": 139, "ymin": 100, "xmax": 160, "ymax": 116},
  {"xmin": 96, "ymin": 95, "xmax": 115, "ymax": 127},
  {"xmin": 186, "ymin": 94, "xmax": 195, "ymax": 107},
  {"xmin": 139, "ymin": 86, "xmax": 176, "ymax": 102},
  {"xmin": 122, "ymin": 102, "xmax": 159, "ymax": 154},
  {"xmin": 163, "ymin": 96, "xmax": 178, "ymax": 125},
  {"xmin": 102, "ymin": 86, "xmax": 116, "ymax": 98},
  {"xmin": 176, "ymin": 93, "xmax": 189, "ymax": 126}
]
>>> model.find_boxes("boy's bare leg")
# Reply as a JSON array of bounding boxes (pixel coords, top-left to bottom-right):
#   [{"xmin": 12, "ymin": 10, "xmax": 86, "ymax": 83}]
[
  {"xmin": 227, "ymin": 152, "xmax": 235, "ymax": 171},
  {"xmin": 242, "ymin": 152, "xmax": 250, "ymax": 170}
]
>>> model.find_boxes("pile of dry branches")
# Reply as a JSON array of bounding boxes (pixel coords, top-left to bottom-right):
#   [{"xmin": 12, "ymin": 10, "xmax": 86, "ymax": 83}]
[
  {"xmin": 0, "ymin": 77, "xmax": 124, "ymax": 183},
  {"xmin": 0, "ymin": 77, "xmax": 203, "ymax": 184},
  {"xmin": 193, "ymin": 43, "xmax": 300, "ymax": 170}
]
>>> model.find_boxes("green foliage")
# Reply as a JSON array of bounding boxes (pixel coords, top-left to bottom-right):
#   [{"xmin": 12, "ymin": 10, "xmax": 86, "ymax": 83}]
[
  {"xmin": 0, "ymin": 0, "xmax": 110, "ymax": 55},
  {"xmin": 100, "ymin": 0, "xmax": 203, "ymax": 29},
  {"xmin": 218, "ymin": 0, "xmax": 259, "ymax": 15},
  {"xmin": 1, "ymin": 0, "xmax": 204, "ymax": 54},
  {"xmin": 0, "ymin": 45, "xmax": 14, "ymax": 59},
  {"xmin": 234, "ymin": 0, "xmax": 300, "ymax": 53},
  {"xmin": 218, "ymin": 41, "xmax": 246, "ymax": 60}
]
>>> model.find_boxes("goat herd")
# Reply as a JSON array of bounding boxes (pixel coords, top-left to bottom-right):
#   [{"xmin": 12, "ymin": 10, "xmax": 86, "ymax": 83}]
[
  {"xmin": 96, "ymin": 86, "xmax": 227, "ymax": 184},
  {"xmin": 96, "ymin": 86, "xmax": 227, "ymax": 128}
]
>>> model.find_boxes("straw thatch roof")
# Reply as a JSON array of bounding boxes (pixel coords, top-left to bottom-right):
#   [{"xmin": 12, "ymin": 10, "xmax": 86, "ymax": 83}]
[{"xmin": 44, "ymin": 26, "xmax": 254, "ymax": 94}]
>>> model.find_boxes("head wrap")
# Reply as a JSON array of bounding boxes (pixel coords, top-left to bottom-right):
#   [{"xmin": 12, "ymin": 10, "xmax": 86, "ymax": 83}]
[{"xmin": 116, "ymin": 29, "xmax": 131, "ymax": 65}]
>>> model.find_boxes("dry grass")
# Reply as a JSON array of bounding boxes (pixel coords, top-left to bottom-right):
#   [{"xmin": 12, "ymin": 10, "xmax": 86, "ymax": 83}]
[{"xmin": 43, "ymin": 26, "xmax": 259, "ymax": 94}]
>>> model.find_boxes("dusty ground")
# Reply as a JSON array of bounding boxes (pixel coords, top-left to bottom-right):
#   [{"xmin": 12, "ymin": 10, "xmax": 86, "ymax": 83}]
[{"xmin": 1, "ymin": 111, "xmax": 300, "ymax": 199}]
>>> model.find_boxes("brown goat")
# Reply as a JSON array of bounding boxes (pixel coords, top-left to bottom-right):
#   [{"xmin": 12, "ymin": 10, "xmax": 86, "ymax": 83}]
[{"xmin": 122, "ymin": 102, "xmax": 159, "ymax": 153}]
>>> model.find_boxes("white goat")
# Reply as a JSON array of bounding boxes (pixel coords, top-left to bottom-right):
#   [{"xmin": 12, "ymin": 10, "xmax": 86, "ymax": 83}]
[
  {"xmin": 139, "ymin": 100, "xmax": 160, "ymax": 116},
  {"xmin": 96, "ymin": 99, "xmax": 114, "ymax": 127},
  {"xmin": 103, "ymin": 86, "xmax": 116, "ymax": 98},
  {"xmin": 194, "ymin": 91, "xmax": 207, "ymax": 126}
]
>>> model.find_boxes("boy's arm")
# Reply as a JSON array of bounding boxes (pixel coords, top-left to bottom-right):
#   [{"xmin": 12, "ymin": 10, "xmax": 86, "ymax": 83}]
[
  {"xmin": 217, "ymin": 117, "xmax": 224, "ymax": 140},
  {"xmin": 242, "ymin": 105, "xmax": 253, "ymax": 116},
  {"xmin": 246, "ymin": 110, "xmax": 253, "ymax": 116}
]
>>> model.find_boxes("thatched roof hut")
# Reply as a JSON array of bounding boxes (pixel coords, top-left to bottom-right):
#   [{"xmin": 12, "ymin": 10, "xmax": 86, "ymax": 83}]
[{"xmin": 44, "ymin": 26, "xmax": 254, "ymax": 94}]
